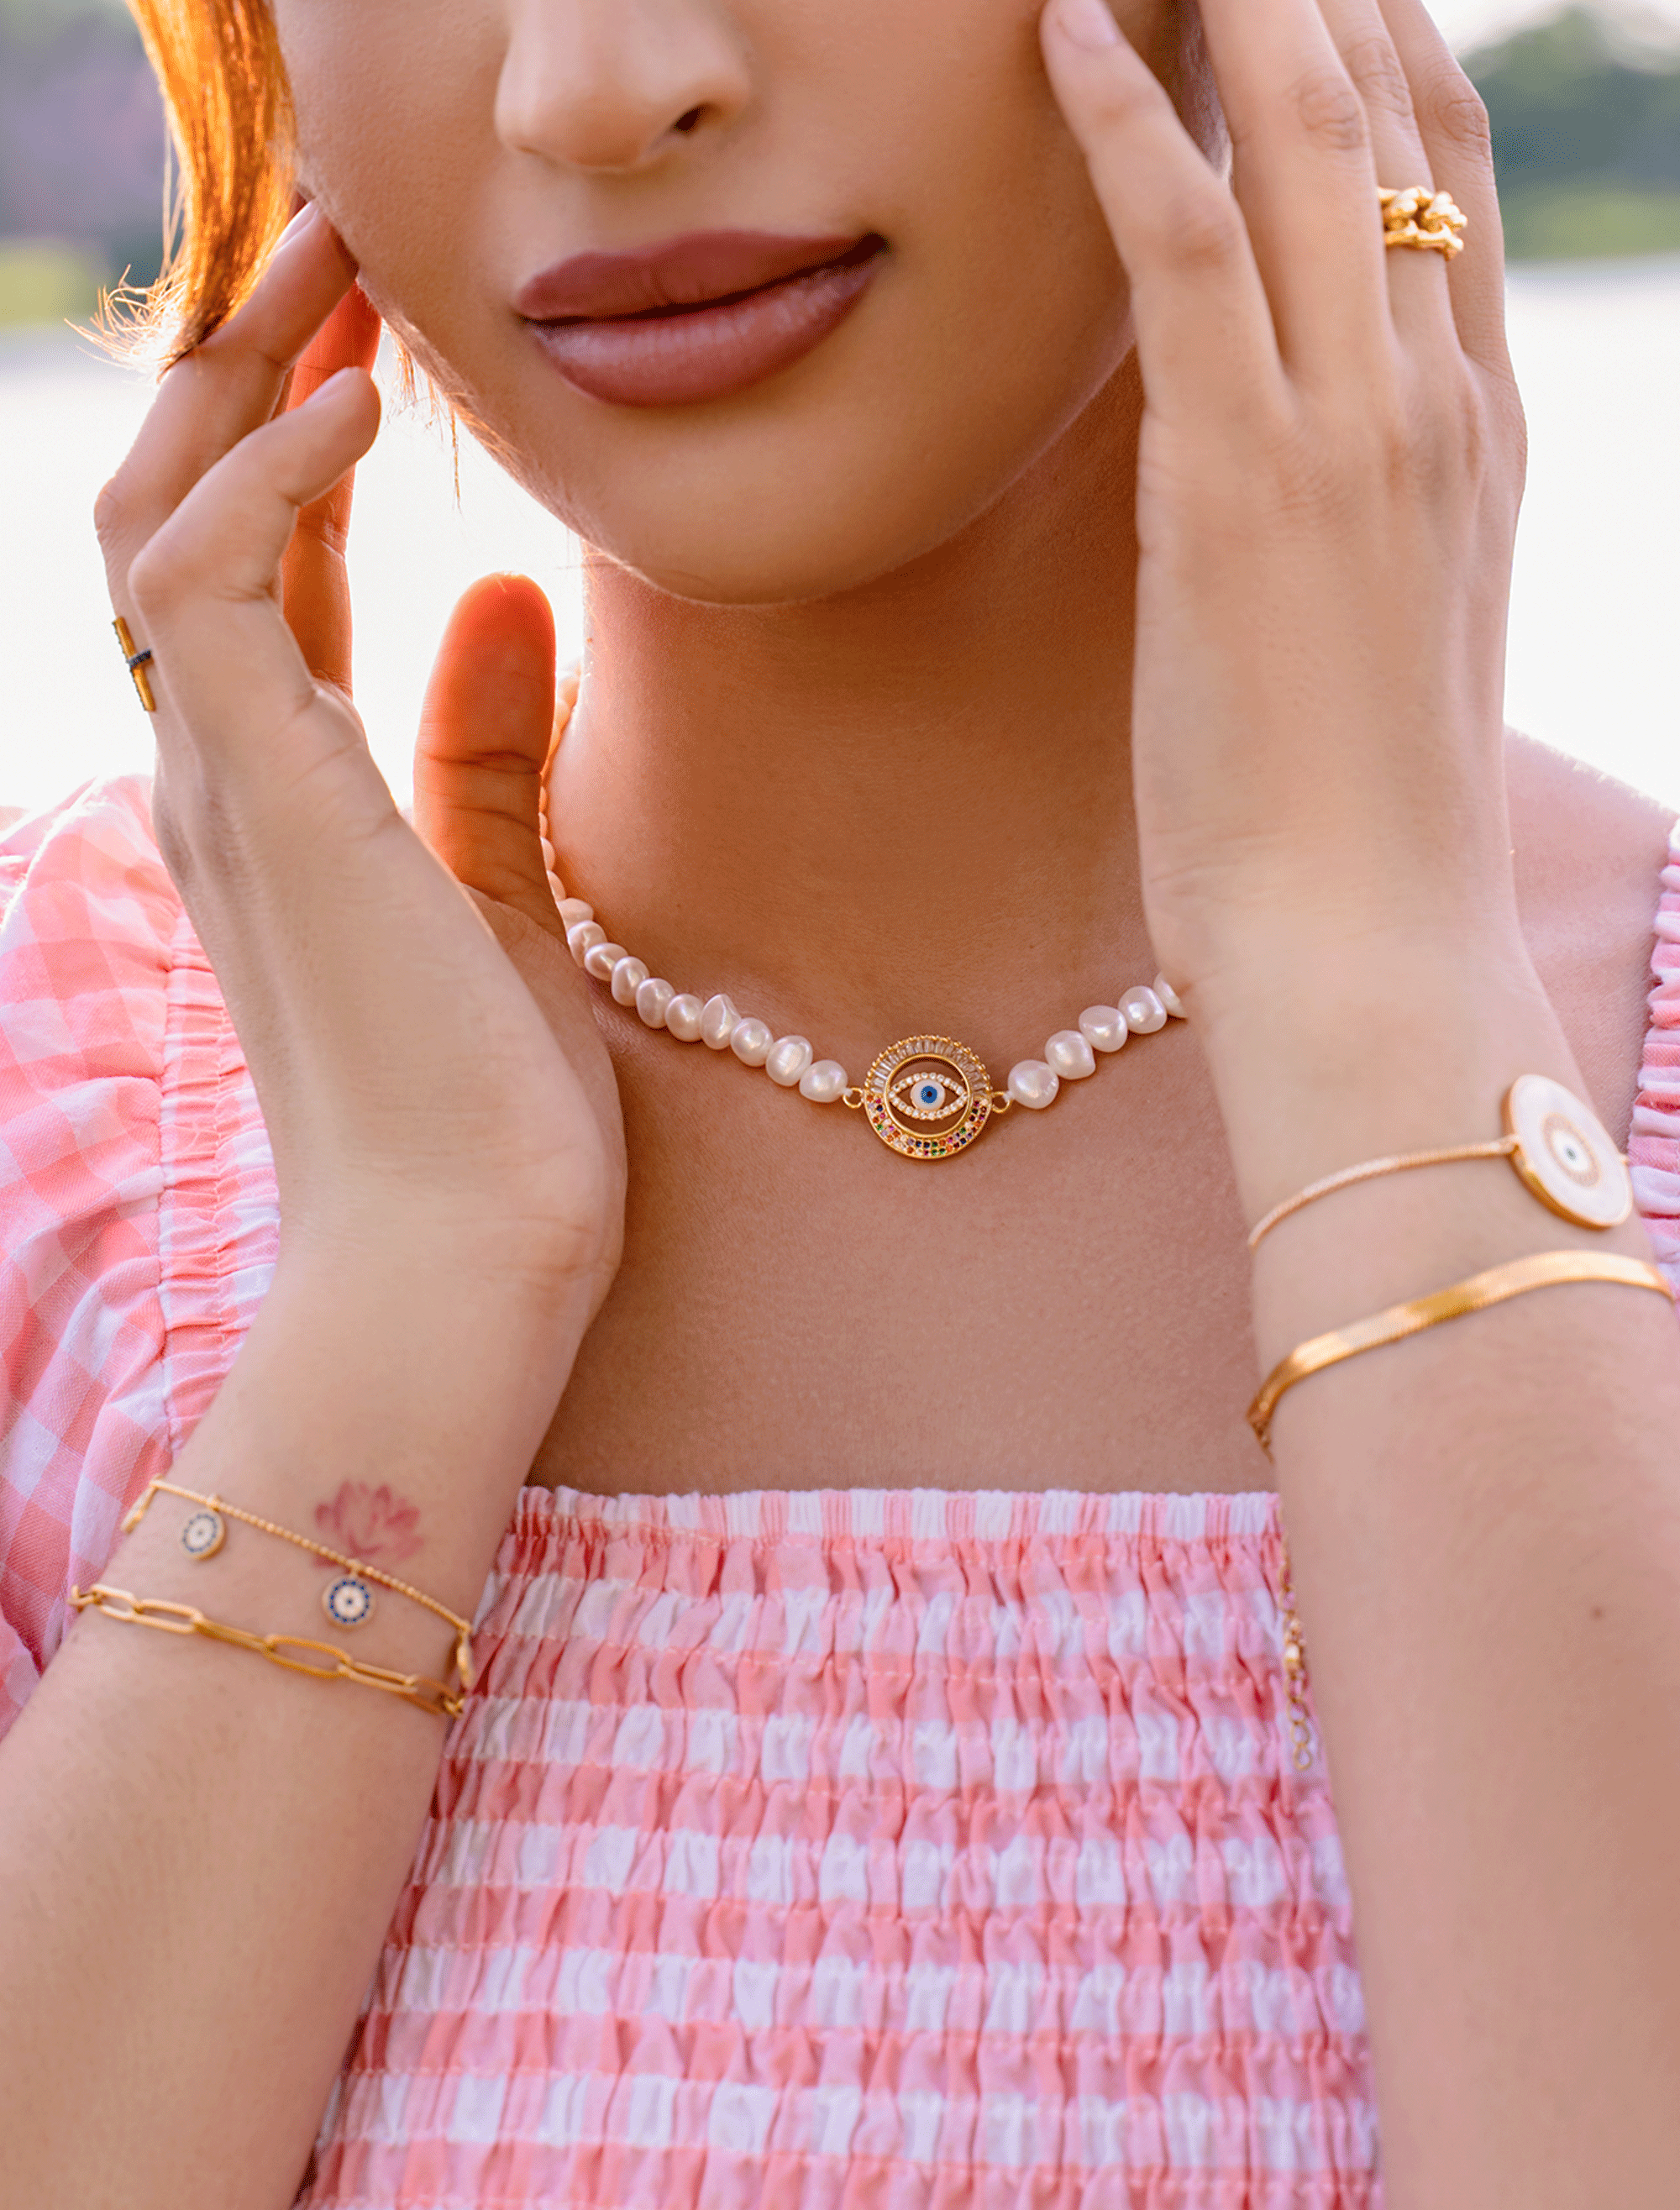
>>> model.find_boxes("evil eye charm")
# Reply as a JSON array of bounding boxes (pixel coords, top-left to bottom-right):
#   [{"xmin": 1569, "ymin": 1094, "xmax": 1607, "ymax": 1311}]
[
  {"xmin": 323, "ymin": 1575, "xmax": 376, "ymax": 1630},
  {"xmin": 863, "ymin": 1037, "xmax": 995, "ymax": 1160},
  {"xmin": 891, "ymin": 1068, "xmax": 969, "ymax": 1121},
  {"xmin": 180, "ymin": 1507, "xmax": 226, "ymax": 1562},
  {"xmin": 1504, "ymin": 1074, "xmax": 1632, "ymax": 1231}
]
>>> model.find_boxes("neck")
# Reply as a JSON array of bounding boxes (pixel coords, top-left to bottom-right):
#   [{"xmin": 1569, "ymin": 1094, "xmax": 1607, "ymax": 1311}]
[{"xmin": 547, "ymin": 365, "xmax": 1151, "ymax": 1069}]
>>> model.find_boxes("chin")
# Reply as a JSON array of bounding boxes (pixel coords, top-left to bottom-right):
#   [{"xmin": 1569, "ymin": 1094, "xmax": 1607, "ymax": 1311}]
[{"xmin": 486, "ymin": 327, "xmax": 1134, "ymax": 611}]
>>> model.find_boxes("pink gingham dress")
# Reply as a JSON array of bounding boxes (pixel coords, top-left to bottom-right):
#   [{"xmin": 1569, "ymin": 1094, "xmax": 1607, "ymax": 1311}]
[{"xmin": 3, "ymin": 779, "xmax": 1678, "ymax": 2210}]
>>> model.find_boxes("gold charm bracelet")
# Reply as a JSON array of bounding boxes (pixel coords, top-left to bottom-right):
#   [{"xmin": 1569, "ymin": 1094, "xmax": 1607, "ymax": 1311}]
[{"xmin": 122, "ymin": 1476, "xmax": 475, "ymax": 1691}]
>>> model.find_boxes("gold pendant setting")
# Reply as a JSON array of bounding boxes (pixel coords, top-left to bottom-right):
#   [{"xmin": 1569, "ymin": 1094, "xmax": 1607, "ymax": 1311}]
[{"xmin": 853, "ymin": 1036, "xmax": 1004, "ymax": 1161}]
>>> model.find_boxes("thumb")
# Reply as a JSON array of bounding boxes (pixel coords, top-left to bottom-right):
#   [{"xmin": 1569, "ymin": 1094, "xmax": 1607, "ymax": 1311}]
[{"xmin": 412, "ymin": 574, "xmax": 564, "ymax": 937}]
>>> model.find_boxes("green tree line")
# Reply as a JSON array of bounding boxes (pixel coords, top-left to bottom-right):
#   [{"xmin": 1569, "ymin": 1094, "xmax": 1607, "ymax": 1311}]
[{"xmin": 1466, "ymin": 7, "xmax": 1680, "ymax": 257}]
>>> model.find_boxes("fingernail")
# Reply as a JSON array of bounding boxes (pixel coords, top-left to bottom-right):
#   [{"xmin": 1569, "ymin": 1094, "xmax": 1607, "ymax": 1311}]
[
  {"xmin": 303, "ymin": 366, "xmax": 359, "ymax": 407},
  {"xmin": 1052, "ymin": 0, "xmax": 1121, "ymax": 48},
  {"xmin": 278, "ymin": 200, "xmax": 322, "ymax": 246}
]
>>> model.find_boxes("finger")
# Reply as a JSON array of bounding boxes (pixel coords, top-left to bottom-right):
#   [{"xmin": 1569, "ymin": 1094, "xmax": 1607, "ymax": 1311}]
[
  {"xmin": 1193, "ymin": 0, "xmax": 1394, "ymax": 375},
  {"xmin": 412, "ymin": 575, "xmax": 563, "ymax": 938},
  {"xmin": 128, "ymin": 368, "xmax": 381, "ymax": 769},
  {"xmin": 1040, "ymin": 0, "xmax": 1283, "ymax": 428},
  {"xmin": 1376, "ymin": 0, "xmax": 1509, "ymax": 370},
  {"xmin": 97, "ymin": 205, "xmax": 357, "ymax": 616},
  {"xmin": 281, "ymin": 284, "xmax": 384, "ymax": 694},
  {"xmin": 1315, "ymin": 0, "xmax": 1459, "ymax": 351}
]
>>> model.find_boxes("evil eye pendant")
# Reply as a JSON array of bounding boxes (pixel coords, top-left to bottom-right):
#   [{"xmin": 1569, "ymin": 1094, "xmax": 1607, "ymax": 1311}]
[
  {"xmin": 180, "ymin": 1507, "xmax": 226, "ymax": 1561},
  {"xmin": 862, "ymin": 1037, "xmax": 994, "ymax": 1160},
  {"xmin": 323, "ymin": 1575, "xmax": 376, "ymax": 1630}
]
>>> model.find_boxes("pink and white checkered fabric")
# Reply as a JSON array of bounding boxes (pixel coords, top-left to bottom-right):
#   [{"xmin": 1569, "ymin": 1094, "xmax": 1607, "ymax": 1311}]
[
  {"xmin": 1630, "ymin": 824, "xmax": 1680, "ymax": 1284},
  {"xmin": 307, "ymin": 1483, "xmax": 1373, "ymax": 2210},
  {"xmin": 0, "ymin": 778, "xmax": 278, "ymax": 1729},
  {"xmin": 3, "ymin": 781, "xmax": 1677, "ymax": 2209}
]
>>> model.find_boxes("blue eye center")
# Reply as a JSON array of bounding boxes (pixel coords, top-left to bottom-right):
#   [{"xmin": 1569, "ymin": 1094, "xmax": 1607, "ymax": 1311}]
[{"xmin": 889, "ymin": 1066, "xmax": 969, "ymax": 1121}]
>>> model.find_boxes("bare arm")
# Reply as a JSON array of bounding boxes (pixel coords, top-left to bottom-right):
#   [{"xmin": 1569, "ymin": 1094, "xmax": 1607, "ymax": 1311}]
[
  {"xmin": 0, "ymin": 214, "xmax": 624, "ymax": 2207},
  {"xmin": 1224, "ymin": 954, "xmax": 1680, "ymax": 2207},
  {"xmin": 0, "ymin": 1259, "xmax": 581, "ymax": 2206},
  {"xmin": 1043, "ymin": 0, "xmax": 1680, "ymax": 2197}
]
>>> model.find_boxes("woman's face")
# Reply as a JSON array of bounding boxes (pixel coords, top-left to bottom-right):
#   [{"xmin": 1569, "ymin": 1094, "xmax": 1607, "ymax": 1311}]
[{"xmin": 276, "ymin": 0, "xmax": 1197, "ymax": 605}]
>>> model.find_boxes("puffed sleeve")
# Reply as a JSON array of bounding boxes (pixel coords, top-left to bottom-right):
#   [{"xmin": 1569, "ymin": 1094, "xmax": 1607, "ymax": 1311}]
[
  {"xmin": 0, "ymin": 778, "xmax": 277, "ymax": 1740},
  {"xmin": 1631, "ymin": 822, "xmax": 1680, "ymax": 1301}
]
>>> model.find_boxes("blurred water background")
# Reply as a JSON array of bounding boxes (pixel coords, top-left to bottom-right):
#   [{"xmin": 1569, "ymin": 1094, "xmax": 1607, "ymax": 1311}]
[{"xmin": 0, "ymin": 0, "xmax": 1676, "ymax": 813}]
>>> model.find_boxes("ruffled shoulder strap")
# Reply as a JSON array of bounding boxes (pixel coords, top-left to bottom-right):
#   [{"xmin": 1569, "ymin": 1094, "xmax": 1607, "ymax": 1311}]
[
  {"xmin": 0, "ymin": 779, "xmax": 276, "ymax": 1738},
  {"xmin": 1630, "ymin": 821, "xmax": 1680, "ymax": 1298}
]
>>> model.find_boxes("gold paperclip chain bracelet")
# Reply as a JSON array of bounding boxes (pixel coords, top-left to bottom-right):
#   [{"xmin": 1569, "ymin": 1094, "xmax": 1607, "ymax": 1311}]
[{"xmin": 69, "ymin": 1583, "xmax": 464, "ymax": 1718}]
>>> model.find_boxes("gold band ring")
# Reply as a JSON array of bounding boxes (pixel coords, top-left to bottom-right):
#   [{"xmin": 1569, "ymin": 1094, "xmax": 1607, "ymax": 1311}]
[
  {"xmin": 1378, "ymin": 185, "xmax": 1467, "ymax": 258},
  {"xmin": 112, "ymin": 615, "xmax": 157, "ymax": 713}
]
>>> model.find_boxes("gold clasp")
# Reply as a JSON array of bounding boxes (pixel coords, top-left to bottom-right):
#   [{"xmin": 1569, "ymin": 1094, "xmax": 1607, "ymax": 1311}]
[{"xmin": 1277, "ymin": 1541, "xmax": 1315, "ymax": 1773}]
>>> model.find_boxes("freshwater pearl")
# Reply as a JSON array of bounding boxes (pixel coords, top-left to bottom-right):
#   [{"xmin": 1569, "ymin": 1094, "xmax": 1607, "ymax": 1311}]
[
  {"xmin": 559, "ymin": 887, "xmax": 1187, "ymax": 1124},
  {"xmin": 540, "ymin": 836, "xmax": 558, "ymax": 872},
  {"xmin": 1007, "ymin": 1059, "xmax": 1060, "ymax": 1110},
  {"xmin": 1044, "ymin": 1029, "xmax": 1097, "ymax": 1081},
  {"xmin": 1121, "ymin": 985, "xmax": 1168, "ymax": 1034},
  {"xmin": 1078, "ymin": 1005, "xmax": 1128, "ymax": 1053},
  {"xmin": 766, "ymin": 1035, "xmax": 814, "ymax": 1087},
  {"xmin": 636, "ymin": 977, "xmax": 675, "ymax": 1030},
  {"xmin": 701, "ymin": 994, "xmax": 740, "ymax": 1049},
  {"xmin": 800, "ymin": 1059, "xmax": 849, "ymax": 1103},
  {"xmin": 566, "ymin": 919, "xmax": 606, "ymax": 967},
  {"xmin": 730, "ymin": 1017, "xmax": 774, "ymax": 1066},
  {"xmin": 611, "ymin": 954, "xmax": 649, "ymax": 1005},
  {"xmin": 585, "ymin": 940, "xmax": 627, "ymax": 982}
]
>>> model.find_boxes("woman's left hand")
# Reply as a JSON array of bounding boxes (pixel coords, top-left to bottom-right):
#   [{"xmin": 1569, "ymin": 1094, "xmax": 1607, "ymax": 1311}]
[{"xmin": 1041, "ymin": 0, "xmax": 1527, "ymax": 1057}]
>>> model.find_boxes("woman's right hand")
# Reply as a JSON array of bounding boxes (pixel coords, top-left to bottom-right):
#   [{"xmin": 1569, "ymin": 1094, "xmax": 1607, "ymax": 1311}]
[{"xmin": 94, "ymin": 203, "xmax": 625, "ymax": 1323}]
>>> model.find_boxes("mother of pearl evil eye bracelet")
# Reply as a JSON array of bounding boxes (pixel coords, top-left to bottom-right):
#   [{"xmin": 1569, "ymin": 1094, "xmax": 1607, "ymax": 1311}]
[{"xmin": 535, "ymin": 807, "xmax": 1185, "ymax": 1163}]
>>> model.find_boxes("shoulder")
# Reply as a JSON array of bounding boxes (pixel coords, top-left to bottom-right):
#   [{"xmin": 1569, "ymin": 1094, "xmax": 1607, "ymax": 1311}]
[
  {"xmin": 0, "ymin": 775, "xmax": 187, "ymax": 1213},
  {"xmin": 1506, "ymin": 731, "xmax": 1676, "ymax": 1146},
  {"xmin": 0, "ymin": 779, "xmax": 275, "ymax": 1738}
]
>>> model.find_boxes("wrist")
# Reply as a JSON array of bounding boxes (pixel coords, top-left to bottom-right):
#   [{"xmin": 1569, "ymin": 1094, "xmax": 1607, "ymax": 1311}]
[
  {"xmin": 1189, "ymin": 936, "xmax": 1578, "ymax": 1229},
  {"xmin": 277, "ymin": 1195, "xmax": 617, "ymax": 1331},
  {"xmin": 176, "ymin": 1251, "xmax": 591, "ymax": 1614}
]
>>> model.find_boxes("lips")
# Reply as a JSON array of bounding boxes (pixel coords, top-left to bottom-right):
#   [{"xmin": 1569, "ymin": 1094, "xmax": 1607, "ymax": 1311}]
[{"xmin": 517, "ymin": 230, "xmax": 885, "ymax": 410}]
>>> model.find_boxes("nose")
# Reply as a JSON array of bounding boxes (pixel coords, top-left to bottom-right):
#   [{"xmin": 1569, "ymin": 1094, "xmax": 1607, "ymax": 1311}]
[{"xmin": 496, "ymin": 0, "xmax": 753, "ymax": 175}]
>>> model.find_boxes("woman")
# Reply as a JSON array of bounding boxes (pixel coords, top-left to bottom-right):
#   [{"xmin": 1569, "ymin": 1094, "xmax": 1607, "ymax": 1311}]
[{"xmin": 0, "ymin": 0, "xmax": 1677, "ymax": 2201}]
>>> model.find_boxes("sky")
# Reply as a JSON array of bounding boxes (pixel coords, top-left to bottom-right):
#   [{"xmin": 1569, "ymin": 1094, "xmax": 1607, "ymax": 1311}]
[{"xmin": 1441, "ymin": 0, "xmax": 1680, "ymax": 42}]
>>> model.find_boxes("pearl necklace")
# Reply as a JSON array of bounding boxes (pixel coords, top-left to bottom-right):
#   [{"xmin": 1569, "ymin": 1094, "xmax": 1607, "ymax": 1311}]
[{"xmin": 538, "ymin": 829, "xmax": 1184, "ymax": 1162}]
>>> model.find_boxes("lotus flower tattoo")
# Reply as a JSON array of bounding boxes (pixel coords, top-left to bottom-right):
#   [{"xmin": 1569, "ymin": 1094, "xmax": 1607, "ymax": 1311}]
[{"xmin": 313, "ymin": 1482, "xmax": 423, "ymax": 1568}]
